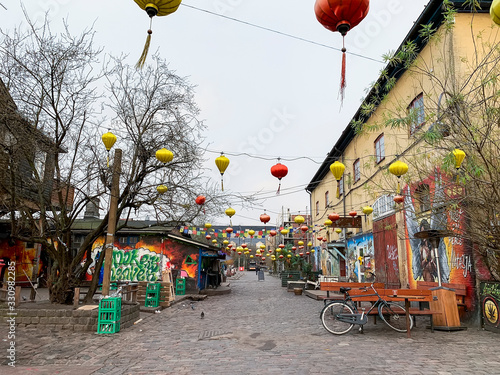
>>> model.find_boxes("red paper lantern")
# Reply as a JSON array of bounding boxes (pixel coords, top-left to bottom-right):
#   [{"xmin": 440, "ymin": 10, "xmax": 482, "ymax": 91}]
[
  {"xmin": 349, "ymin": 210, "xmax": 357, "ymax": 225},
  {"xmin": 195, "ymin": 195, "xmax": 206, "ymax": 214},
  {"xmin": 315, "ymin": 0, "xmax": 370, "ymax": 101},
  {"xmin": 260, "ymin": 213, "xmax": 271, "ymax": 224},
  {"xmin": 306, "ymin": 252, "xmax": 310, "ymax": 255},
  {"xmin": 270, "ymin": 159, "xmax": 288, "ymax": 194},
  {"xmin": 226, "ymin": 227, "xmax": 233, "ymax": 234},
  {"xmin": 279, "ymin": 255, "xmax": 284, "ymax": 259},
  {"xmin": 241, "ymin": 243, "xmax": 247, "ymax": 249},
  {"xmin": 299, "ymin": 253, "xmax": 304, "ymax": 257},
  {"xmin": 278, "ymin": 244, "xmax": 285, "ymax": 249},
  {"xmin": 317, "ymin": 236, "xmax": 323, "ymax": 241},
  {"xmin": 394, "ymin": 195, "xmax": 404, "ymax": 204},
  {"xmin": 292, "ymin": 246, "xmax": 297, "ymax": 251},
  {"xmin": 205, "ymin": 235, "xmax": 211, "ymax": 240},
  {"xmin": 300, "ymin": 225, "xmax": 309, "ymax": 233},
  {"xmin": 328, "ymin": 213, "xmax": 340, "ymax": 222},
  {"xmin": 269, "ymin": 230, "xmax": 277, "ymax": 237},
  {"xmin": 227, "ymin": 244, "xmax": 233, "ymax": 249}
]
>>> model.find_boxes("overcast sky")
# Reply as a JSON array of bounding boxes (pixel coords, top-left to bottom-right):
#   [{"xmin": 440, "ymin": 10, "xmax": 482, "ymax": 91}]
[{"xmin": 3, "ymin": 0, "xmax": 430, "ymax": 226}]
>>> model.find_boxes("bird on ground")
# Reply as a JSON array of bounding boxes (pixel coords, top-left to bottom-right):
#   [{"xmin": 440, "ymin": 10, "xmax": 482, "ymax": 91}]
[
  {"xmin": 201, "ymin": 311, "xmax": 204, "ymax": 319},
  {"xmin": 191, "ymin": 303, "xmax": 195, "ymax": 310}
]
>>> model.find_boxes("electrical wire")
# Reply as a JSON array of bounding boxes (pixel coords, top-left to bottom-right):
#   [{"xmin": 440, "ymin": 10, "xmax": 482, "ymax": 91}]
[{"xmin": 181, "ymin": 3, "xmax": 384, "ymax": 64}]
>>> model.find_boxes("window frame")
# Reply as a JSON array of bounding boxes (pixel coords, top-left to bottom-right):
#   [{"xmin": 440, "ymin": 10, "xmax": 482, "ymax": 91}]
[
  {"xmin": 374, "ymin": 134, "xmax": 385, "ymax": 164},
  {"xmin": 353, "ymin": 159, "xmax": 360, "ymax": 183},
  {"xmin": 408, "ymin": 93, "xmax": 425, "ymax": 135}
]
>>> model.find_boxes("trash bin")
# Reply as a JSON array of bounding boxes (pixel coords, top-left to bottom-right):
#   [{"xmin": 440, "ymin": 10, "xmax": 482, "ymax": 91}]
[{"xmin": 258, "ymin": 270, "xmax": 265, "ymax": 281}]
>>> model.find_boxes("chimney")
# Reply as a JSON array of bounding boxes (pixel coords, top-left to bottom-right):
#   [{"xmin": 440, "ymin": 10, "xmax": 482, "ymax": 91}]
[{"xmin": 84, "ymin": 198, "xmax": 100, "ymax": 219}]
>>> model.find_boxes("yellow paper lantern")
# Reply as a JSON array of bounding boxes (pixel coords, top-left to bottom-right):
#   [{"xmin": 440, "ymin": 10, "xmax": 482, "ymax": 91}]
[
  {"xmin": 280, "ymin": 229, "xmax": 289, "ymax": 235},
  {"xmin": 212, "ymin": 239, "xmax": 217, "ymax": 244},
  {"xmin": 294, "ymin": 215, "xmax": 305, "ymax": 224},
  {"xmin": 335, "ymin": 228, "xmax": 342, "ymax": 234},
  {"xmin": 452, "ymin": 149, "xmax": 466, "ymax": 170},
  {"xmin": 491, "ymin": 0, "xmax": 500, "ymax": 25},
  {"xmin": 287, "ymin": 254, "xmax": 292, "ymax": 258},
  {"xmin": 307, "ymin": 242, "xmax": 313, "ymax": 247},
  {"xmin": 205, "ymin": 223, "xmax": 212, "ymax": 229},
  {"xmin": 102, "ymin": 132, "xmax": 117, "ymax": 151},
  {"xmin": 156, "ymin": 185, "xmax": 168, "ymax": 194},
  {"xmin": 324, "ymin": 219, "xmax": 333, "ymax": 227},
  {"xmin": 134, "ymin": 0, "xmax": 182, "ymax": 68},
  {"xmin": 389, "ymin": 160, "xmax": 408, "ymax": 194},
  {"xmin": 156, "ymin": 148, "xmax": 174, "ymax": 164},
  {"xmin": 102, "ymin": 131, "xmax": 117, "ymax": 167},
  {"xmin": 225, "ymin": 207, "xmax": 235, "ymax": 218},
  {"xmin": 311, "ymin": 249, "xmax": 315, "ymax": 253},
  {"xmin": 250, "ymin": 255, "xmax": 254, "ymax": 258},
  {"xmin": 329, "ymin": 161, "xmax": 345, "ymax": 198},
  {"xmin": 362, "ymin": 206, "xmax": 373, "ymax": 215},
  {"xmin": 298, "ymin": 241, "xmax": 304, "ymax": 246},
  {"xmin": 260, "ymin": 244, "xmax": 266, "ymax": 250},
  {"xmin": 248, "ymin": 229, "xmax": 255, "ymax": 236},
  {"xmin": 215, "ymin": 153, "xmax": 230, "ymax": 191}
]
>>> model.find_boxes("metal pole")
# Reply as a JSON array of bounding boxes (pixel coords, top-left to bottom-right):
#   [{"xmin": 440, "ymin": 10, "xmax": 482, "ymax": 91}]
[{"xmin": 102, "ymin": 149, "xmax": 122, "ymax": 296}]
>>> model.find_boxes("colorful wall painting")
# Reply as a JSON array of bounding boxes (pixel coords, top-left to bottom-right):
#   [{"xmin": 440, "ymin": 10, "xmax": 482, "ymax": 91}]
[
  {"xmin": 404, "ymin": 174, "xmax": 476, "ymax": 311},
  {"xmin": 83, "ymin": 236, "xmax": 200, "ymax": 283},
  {"xmin": 346, "ymin": 234, "xmax": 375, "ymax": 282},
  {"xmin": 0, "ymin": 239, "xmax": 43, "ymax": 283},
  {"xmin": 481, "ymin": 282, "xmax": 500, "ymax": 332}
]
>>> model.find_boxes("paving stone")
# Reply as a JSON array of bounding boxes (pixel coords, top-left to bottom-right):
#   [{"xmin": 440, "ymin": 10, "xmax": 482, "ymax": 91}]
[{"xmin": 1, "ymin": 272, "xmax": 499, "ymax": 373}]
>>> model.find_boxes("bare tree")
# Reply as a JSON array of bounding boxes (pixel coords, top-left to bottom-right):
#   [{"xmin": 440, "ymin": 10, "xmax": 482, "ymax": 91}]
[{"xmin": 0, "ymin": 15, "xmax": 228, "ymax": 304}]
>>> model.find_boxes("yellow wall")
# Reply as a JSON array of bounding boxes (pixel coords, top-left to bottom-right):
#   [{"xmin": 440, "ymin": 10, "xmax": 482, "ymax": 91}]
[{"xmin": 310, "ymin": 11, "xmax": 498, "ymax": 280}]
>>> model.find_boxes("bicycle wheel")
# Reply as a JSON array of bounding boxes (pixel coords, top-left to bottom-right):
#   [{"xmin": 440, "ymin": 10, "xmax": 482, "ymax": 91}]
[
  {"xmin": 320, "ymin": 302, "xmax": 355, "ymax": 335},
  {"xmin": 379, "ymin": 302, "xmax": 413, "ymax": 333}
]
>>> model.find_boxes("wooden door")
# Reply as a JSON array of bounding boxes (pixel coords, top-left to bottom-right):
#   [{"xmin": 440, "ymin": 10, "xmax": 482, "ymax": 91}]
[{"xmin": 373, "ymin": 214, "xmax": 401, "ymax": 289}]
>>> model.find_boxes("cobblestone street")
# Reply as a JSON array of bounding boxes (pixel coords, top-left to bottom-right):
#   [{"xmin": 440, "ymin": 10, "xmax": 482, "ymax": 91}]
[{"xmin": 2, "ymin": 272, "xmax": 500, "ymax": 374}]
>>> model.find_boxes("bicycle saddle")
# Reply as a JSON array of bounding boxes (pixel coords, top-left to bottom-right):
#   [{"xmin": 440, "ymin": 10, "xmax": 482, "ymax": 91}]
[{"xmin": 339, "ymin": 287, "xmax": 351, "ymax": 293}]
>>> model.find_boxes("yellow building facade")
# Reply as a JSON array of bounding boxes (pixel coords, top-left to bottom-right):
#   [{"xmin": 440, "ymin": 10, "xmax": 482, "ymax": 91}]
[{"xmin": 307, "ymin": 0, "xmax": 498, "ymax": 303}]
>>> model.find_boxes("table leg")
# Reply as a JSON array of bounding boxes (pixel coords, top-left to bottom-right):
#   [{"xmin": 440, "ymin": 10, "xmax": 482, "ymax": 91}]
[{"xmin": 405, "ymin": 298, "xmax": 411, "ymax": 339}]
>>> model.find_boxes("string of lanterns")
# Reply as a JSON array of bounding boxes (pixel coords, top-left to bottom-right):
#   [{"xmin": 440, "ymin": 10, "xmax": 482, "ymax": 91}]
[{"xmin": 101, "ymin": 132, "xmax": 467, "ymax": 226}]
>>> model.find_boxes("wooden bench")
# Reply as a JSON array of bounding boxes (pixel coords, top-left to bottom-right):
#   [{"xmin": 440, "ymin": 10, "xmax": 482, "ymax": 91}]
[
  {"xmin": 320, "ymin": 282, "xmax": 385, "ymax": 304},
  {"xmin": 417, "ymin": 281, "xmax": 467, "ymax": 311}
]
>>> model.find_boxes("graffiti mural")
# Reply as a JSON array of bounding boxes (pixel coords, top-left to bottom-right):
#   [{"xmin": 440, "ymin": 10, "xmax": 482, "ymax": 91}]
[
  {"xmin": 404, "ymin": 173, "xmax": 475, "ymax": 312},
  {"xmin": 0, "ymin": 240, "xmax": 43, "ymax": 283},
  {"xmin": 84, "ymin": 236, "xmax": 200, "ymax": 282},
  {"xmin": 346, "ymin": 234, "xmax": 375, "ymax": 282}
]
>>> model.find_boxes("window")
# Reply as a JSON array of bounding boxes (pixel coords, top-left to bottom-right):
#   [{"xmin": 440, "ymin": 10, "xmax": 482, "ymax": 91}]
[
  {"xmin": 409, "ymin": 93, "xmax": 425, "ymax": 135},
  {"xmin": 316, "ymin": 201, "xmax": 319, "ymax": 216},
  {"xmin": 353, "ymin": 159, "xmax": 360, "ymax": 183},
  {"xmin": 373, "ymin": 195, "xmax": 395, "ymax": 220},
  {"xmin": 325, "ymin": 191, "xmax": 329, "ymax": 208},
  {"xmin": 33, "ymin": 151, "xmax": 46, "ymax": 180},
  {"xmin": 415, "ymin": 184, "xmax": 431, "ymax": 213},
  {"xmin": 375, "ymin": 134, "xmax": 385, "ymax": 164},
  {"xmin": 119, "ymin": 236, "xmax": 139, "ymax": 247}
]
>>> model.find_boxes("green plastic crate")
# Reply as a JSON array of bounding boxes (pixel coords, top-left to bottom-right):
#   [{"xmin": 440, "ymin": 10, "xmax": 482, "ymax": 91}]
[
  {"xmin": 175, "ymin": 278, "xmax": 186, "ymax": 296},
  {"xmin": 97, "ymin": 297, "xmax": 121, "ymax": 334},
  {"xmin": 97, "ymin": 322, "xmax": 120, "ymax": 334}
]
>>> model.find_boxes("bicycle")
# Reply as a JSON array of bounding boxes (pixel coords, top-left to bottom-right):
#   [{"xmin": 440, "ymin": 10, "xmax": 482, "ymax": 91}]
[{"xmin": 320, "ymin": 283, "xmax": 414, "ymax": 335}]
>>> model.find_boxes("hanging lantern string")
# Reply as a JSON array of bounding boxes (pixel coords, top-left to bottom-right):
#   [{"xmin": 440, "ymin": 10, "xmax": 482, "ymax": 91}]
[
  {"xmin": 340, "ymin": 37, "xmax": 347, "ymax": 104},
  {"xmin": 276, "ymin": 180, "xmax": 281, "ymax": 195},
  {"xmin": 136, "ymin": 17, "xmax": 153, "ymax": 69}
]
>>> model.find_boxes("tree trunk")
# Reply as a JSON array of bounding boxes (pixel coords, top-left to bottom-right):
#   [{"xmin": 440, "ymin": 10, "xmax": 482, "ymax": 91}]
[
  {"xmin": 48, "ymin": 264, "xmax": 74, "ymax": 304},
  {"xmin": 83, "ymin": 252, "xmax": 105, "ymax": 304}
]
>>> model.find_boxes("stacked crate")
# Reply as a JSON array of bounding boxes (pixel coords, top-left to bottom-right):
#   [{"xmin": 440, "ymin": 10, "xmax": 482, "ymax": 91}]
[
  {"xmin": 137, "ymin": 281, "xmax": 148, "ymax": 306},
  {"xmin": 97, "ymin": 297, "xmax": 121, "ymax": 334},
  {"xmin": 159, "ymin": 281, "xmax": 176, "ymax": 307},
  {"xmin": 145, "ymin": 283, "xmax": 160, "ymax": 307},
  {"xmin": 175, "ymin": 278, "xmax": 186, "ymax": 296}
]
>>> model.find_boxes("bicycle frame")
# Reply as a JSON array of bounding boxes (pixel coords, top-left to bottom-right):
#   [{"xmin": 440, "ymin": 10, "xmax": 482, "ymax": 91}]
[{"xmin": 335, "ymin": 285, "xmax": 390, "ymax": 325}]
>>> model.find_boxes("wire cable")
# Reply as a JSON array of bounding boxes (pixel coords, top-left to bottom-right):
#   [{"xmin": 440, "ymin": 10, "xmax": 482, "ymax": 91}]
[{"xmin": 181, "ymin": 3, "xmax": 384, "ymax": 64}]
